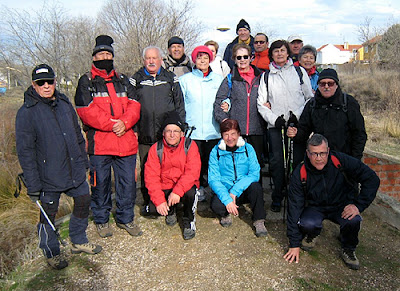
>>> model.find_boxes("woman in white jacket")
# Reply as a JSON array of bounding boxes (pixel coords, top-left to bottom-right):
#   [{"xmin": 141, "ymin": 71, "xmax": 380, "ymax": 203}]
[
  {"xmin": 257, "ymin": 39, "xmax": 313, "ymax": 213},
  {"xmin": 205, "ymin": 40, "xmax": 231, "ymax": 78}
]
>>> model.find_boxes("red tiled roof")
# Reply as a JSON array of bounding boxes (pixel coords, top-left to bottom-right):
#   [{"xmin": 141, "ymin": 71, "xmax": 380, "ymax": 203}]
[{"xmin": 317, "ymin": 44, "xmax": 362, "ymax": 52}]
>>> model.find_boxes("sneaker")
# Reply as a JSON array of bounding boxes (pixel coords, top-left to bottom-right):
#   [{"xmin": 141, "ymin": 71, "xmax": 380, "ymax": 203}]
[
  {"xmin": 220, "ymin": 215, "xmax": 232, "ymax": 227},
  {"xmin": 96, "ymin": 223, "xmax": 113, "ymax": 238},
  {"xmin": 47, "ymin": 254, "xmax": 68, "ymax": 270},
  {"xmin": 183, "ymin": 228, "xmax": 196, "ymax": 240},
  {"xmin": 71, "ymin": 242, "xmax": 102, "ymax": 255},
  {"xmin": 301, "ymin": 235, "xmax": 318, "ymax": 251},
  {"xmin": 165, "ymin": 213, "xmax": 177, "ymax": 226},
  {"xmin": 253, "ymin": 219, "xmax": 268, "ymax": 237},
  {"xmin": 270, "ymin": 202, "xmax": 281, "ymax": 213},
  {"xmin": 116, "ymin": 221, "xmax": 143, "ymax": 236},
  {"xmin": 197, "ymin": 187, "xmax": 207, "ymax": 202},
  {"xmin": 341, "ymin": 249, "xmax": 360, "ymax": 270}
]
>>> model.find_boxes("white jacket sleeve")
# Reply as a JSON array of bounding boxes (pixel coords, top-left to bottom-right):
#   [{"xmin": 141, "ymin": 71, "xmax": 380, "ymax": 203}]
[
  {"xmin": 293, "ymin": 66, "xmax": 314, "ymax": 119},
  {"xmin": 257, "ymin": 72, "xmax": 279, "ymax": 127}
]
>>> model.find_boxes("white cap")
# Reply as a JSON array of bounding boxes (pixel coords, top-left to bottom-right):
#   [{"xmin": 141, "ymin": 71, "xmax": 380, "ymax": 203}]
[{"xmin": 287, "ymin": 34, "xmax": 303, "ymax": 43}]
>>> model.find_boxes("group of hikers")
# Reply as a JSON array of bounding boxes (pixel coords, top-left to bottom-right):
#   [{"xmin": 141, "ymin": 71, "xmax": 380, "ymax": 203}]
[{"xmin": 15, "ymin": 18, "xmax": 380, "ymax": 272}]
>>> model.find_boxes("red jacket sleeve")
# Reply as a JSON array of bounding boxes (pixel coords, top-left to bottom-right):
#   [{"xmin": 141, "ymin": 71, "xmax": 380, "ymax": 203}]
[
  {"xmin": 172, "ymin": 141, "xmax": 201, "ymax": 196},
  {"xmin": 144, "ymin": 143, "xmax": 166, "ymax": 207}
]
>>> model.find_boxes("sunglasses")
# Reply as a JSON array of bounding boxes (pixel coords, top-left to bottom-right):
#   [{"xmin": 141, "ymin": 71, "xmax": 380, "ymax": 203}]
[
  {"xmin": 318, "ymin": 81, "xmax": 336, "ymax": 87},
  {"xmin": 236, "ymin": 55, "xmax": 250, "ymax": 60},
  {"xmin": 254, "ymin": 41, "xmax": 266, "ymax": 45},
  {"xmin": 36, "ymin": 79, "xmax": 55, "ymax": 86}
]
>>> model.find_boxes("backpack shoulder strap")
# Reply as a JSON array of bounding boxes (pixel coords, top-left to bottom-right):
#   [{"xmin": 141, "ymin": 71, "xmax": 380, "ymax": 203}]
[
  {"xmin": 299, "ymin": 162, "xmax": 308, "ymax": 204},
  {"xmin": 263, "ymin": 70, "xmax": 270, "ymax": 101},
  {"xmin": 342, "ymin": 93, "xmax": 348, "ymax": 113},
  {"xmin": 294, "ymin": 65, "xmax": 304, "ymax": 85},
  {"xmin": 330, "ymin": 154, "xmax": 342, "ymax": 169},
  {"xmin": 184, "ymin": 138, "xmax": 192, "ymax": 155},
  {"xmin": 227, "ymin": 73, "xmax": 232, "ymax": 97},
  {"xmin": 156, "ymin": 140, "xmax": 164, "ymax": 164}
]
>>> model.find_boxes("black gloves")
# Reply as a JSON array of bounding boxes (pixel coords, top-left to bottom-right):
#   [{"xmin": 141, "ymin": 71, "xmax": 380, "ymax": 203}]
[
  {"xmin": 274, "ymin": 115, "xmax": 286, "ymax": 129},
  {"xmin": 287, "ymin": 111, "xmax": 298, "ymax": 127},
  {"xmin": 28, "ymin": 191, "xmax": 40, "ymax": 203}
]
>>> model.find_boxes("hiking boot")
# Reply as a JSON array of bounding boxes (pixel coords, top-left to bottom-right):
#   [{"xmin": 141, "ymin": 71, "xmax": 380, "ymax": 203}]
[
  {"xmin": 220, "ymin": 215, "xmax": 232, "ymax": 227},
  {"xmin": 270, "ymin": 202, "xmax": 281, "ymax": 213},
  {"xmin": 253, "ymin": 219, "xmax": 268, "ymax": 237},
  {"xmin": 301, "ymin": 235, "xmax": 318, "ymax": 251},
  {"xmin": 47, "ymin": 254, "xmax": 68, "ymax": 270},
  {"xmin": 197, "ymin": 187, "xmax": 207, "ymax": 202},
  {"xmin": 96, "ymin": 223, "xmax": 113, "ymax": 238},
  {"xmin": 183, "ymin": 228, "xmax": 196, "ymax": 240},
  {"xmin": 341, "ymin": 249, "xmax": 360, "ymax": 270},
  {"xmin": 71, "ymin": 242, "xmax": 102, "ymax": 255},
  {"xmin": 116, "ymin": 221, "xmax": 143, "ymax": 236},
  {"xmin": 165, "ymin": 213, "xmax": 177, "ymax": 226}
]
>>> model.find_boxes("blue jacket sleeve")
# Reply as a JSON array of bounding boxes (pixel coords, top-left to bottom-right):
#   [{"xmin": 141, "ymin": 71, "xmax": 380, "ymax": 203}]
[{"xmin": 208, "ymin": 145, "xmax": 232, "ymax": 206}]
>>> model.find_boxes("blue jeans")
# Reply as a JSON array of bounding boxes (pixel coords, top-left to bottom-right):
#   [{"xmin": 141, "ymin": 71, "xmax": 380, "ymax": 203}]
[
  {"xmin": 299, "ymin": 207, "xmax": 362, "ymax": 250},
  {"xmin": 89, "ymin": 154, "xmax": 137, "ymax": 224}
]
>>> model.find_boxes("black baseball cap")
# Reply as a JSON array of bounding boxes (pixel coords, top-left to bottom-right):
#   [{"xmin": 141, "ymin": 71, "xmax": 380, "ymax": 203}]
[{"xmin": 32, "ymin": 64, "xmax": 55, "ymax": 81}]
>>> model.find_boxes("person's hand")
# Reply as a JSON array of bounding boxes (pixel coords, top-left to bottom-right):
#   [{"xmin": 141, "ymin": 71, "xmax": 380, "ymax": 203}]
[
  {"xmin": 168, "ymin": 192, "xmax": 181, "ymax": 207},
  {"xmin": 156, "ymin": 202, "xmax": 170, "ymax": 216},
  {"xmin": 274, "ymin": 115, "xmax": 286, "ymax": 129},
  {"xmin": 226, "ymin": 194, "xmax": 239, "ymax": 216},
  {"xmin": 341, "ymin": 204, "xmax": 360, "ymax": 220},
  {"xmin": 283, "ymin": 247, "xmax": 300, "ymax": 264},
  {"xmin": 263, "ymin": 102, "xmax": 271, "ymax": 109},
  {"xmin": 28, "ymin": 191, "xmax": 40, "ymax": 203},
  {"xmin": 287, "ymin": 111, "xmax": 298, "ymax": 126},
  {"xmin": 221, "ymin": 102, "xmax": 229, "ymax": 112},
  {"xmin": 287, "ymin": 126, "xmax": 298, "ymax": 138},
  {"xmin": 111, "ymin": 119, "xmax": 126, "ymax": 136}
]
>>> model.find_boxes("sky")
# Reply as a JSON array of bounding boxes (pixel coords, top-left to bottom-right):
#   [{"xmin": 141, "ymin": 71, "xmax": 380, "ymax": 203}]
[{"xmin": 2, "ymin": 0, "xmax": 400, "ymax": 53}]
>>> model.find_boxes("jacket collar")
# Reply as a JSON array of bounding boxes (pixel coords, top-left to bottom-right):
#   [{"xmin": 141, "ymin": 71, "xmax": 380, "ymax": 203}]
[
  {"xmin": 218, "ymin": 136, "xmax": 246, "ymax": 151},
  {"xmin": 232, "ymin": 64, "xmax": 262, "ymax": 81},
  {"xmin": 23, "ymin": 86, "xmax": 68, "ymax": 108}
]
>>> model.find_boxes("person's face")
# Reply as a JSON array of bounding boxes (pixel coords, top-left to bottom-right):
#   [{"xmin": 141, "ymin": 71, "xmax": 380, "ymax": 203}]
[
  {"xmin": 234, "ymin": 48, "xmax": 251, "ymax": 71},
  {"xmin": 163, "ymin": 124, "xmax": 184, "ymax": 146},
  {"xmin": 272, "ymin": 45, "xmax": 289, "ymax": 66},
  {"xmin": 289, "ymin": 40, "xmax": 303, "ymax": 55},
  {"xmin": 237, "ymin": 28, "xmax": 250, "ymax": 42},
  {"xmin": 32, "ymin": 79, "xmax": 56, "ymax": 99},
  {"xmin": 254, "ymin": 35, "xmax": 268, "ymax": 53},
  {"xmin": 168, "ymin": 44, "xmax": 185, "ymax": 60},
  {"xmin": 307, "ymin": 141, "xmax": 330, "ymax": 170},
  {"xmin": 299, "ymin": 52, "xmax": 316, "ymax": 71},
  {"xmin": 318, "ymin": 78, "xmax": 338, "ymax": 98},
  {"xmin": 93, "ymin": 51, "xmax": 113, "ymax": 61},
  {"xmin": 222, "ymin": 129, "xmax": 240, "ymax": 148},
  {"xmin": 195, "ymin": 52, "xmax": 210, "ymax": 73},
  {"xmin": 207, "ymin": 45, "xmax": 217, "ymax": 59},
  {"xmin": 144, "ymin": 48, "xmax": 162, "ymax": 75}
]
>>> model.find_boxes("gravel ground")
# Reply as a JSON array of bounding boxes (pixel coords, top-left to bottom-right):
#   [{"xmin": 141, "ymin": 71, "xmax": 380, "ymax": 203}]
[{"xmin": 5, "ymin": 176, "xmax": 400, "ymax": 291}]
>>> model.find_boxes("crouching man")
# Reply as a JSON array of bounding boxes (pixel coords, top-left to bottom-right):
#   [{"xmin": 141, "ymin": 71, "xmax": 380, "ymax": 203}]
[
  {"xmin": 144, "ymin": 111, "xmax": 201, "ymax": 240},
  {"xmin": 16, "ymin": 64, "xmax": 102, "ymax": 270},
  {"xmin": 284, "ymin": 134, "xmax": 380, "ymax": 270}
]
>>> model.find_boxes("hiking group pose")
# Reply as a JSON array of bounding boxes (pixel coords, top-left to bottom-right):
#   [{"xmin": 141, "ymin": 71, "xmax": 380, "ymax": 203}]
[{"xmin": 15, "ymin": 19, "xmax": 380, "ymax": 271}]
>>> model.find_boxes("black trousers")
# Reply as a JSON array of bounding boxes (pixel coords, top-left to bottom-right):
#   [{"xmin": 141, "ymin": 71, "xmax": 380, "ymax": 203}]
[{"xmin": 194, "ymin": 139, "xmax": 219, "ymax": 187}]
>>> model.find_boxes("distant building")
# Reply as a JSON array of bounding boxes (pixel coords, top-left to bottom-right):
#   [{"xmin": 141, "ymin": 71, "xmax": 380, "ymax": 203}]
[
  {"xmin": 362, "ymin": 35, "xmax": 382, "ymax": 63},
  {"xmin": 317, "ymin": 43, "xmax": 362, "ymax": 65}
]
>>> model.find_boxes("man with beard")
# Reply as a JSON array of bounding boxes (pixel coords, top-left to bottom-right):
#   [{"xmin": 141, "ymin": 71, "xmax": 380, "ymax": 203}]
[
  {"xmin": 287, "ymin": 68, "xmax": 367, "ymax": 160},
  {"xmin": 75, "ymin": 35, "xmax": 142, "ymax": 238}
]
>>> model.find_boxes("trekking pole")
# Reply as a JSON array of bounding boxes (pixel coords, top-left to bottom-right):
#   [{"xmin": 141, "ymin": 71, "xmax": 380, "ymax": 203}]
[
  {"xmin": 281, "ymin": 124, "xmax": 287, "ymax": 223},
  {"xmin": 186, "ymin": 125, "xmax": 196, "ymax": 138},
  {"xmin": 283, "ymin": 123, "xmax": 295, "ymax": 223},
  {"xmin": 35, "ymin": 200, "xmax": 68, "ymax": 246}
]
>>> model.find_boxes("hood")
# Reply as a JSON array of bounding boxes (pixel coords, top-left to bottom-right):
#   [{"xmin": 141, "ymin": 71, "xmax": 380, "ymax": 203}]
[{"xmin": 218, "ymin": 136, "xmax": 246, "ymax": 151}]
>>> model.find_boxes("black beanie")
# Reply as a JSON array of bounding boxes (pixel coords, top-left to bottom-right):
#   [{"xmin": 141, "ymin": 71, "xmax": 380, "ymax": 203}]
[
  {"xmin": 162, "ymin": 111, "xmax": 185, "ymax": 131},
  {"xmin": 318, "ymin": 68, "xmax": 339, "ymax": 84},
  {"xmin": 92, "ymin": 35, "xmax": 114, "ymax": 56},
  {"xmin": 168, "ymin": 36, "xmax": 184, "ymax": 48},
  {"xmin": 236, "ymin": 19, "xmax": 251, "ymax": 34}
]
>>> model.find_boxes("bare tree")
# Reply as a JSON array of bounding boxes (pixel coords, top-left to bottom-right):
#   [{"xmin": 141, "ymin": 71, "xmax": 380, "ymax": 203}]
[
  {"xmin": 252, "ymin": 22, "xmax": 278, "ymax": 43},
  {"xmin": 379, "ymin": 23, "xmax": 400, "ymax": 67}
]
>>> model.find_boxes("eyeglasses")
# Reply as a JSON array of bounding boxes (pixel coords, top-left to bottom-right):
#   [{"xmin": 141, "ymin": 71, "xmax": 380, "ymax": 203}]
[
  {"xmin": 164, "ymin": 129, "xmax": 181, "ymax": 135},
  {"xmin": 318, "ymin": 81, "xmax": 336, "ymax": 88},
  {"xmin": 36, "ymin": 79, "xmax": 55, "ymax": 86},
  {"xmin": 307, "ymin": 151, "xmax": 329, "ymax": 158},
  {"xmin": 236, "ymin": 55, "xmax": 250, "ymax": 60},
  {"xmin": 254, "ymin": 41, "xmax": 266, "ymax": 45}
]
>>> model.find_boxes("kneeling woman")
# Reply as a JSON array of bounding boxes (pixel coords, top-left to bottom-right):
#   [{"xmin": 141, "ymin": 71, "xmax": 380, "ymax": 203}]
[{"xmin": 208, "ymin": 119, "xmax": 267, "ymax": 237}]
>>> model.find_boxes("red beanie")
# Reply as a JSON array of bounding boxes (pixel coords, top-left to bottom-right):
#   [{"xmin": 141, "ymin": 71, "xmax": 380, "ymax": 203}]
[{"xmin": 191, "ymin": 45, "xmax": 214, "ymax": 63}]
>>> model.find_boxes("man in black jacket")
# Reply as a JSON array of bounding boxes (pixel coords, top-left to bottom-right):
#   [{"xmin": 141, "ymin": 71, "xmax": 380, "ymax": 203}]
[
  {"xmin": 16, "ymin": 64, "xmax": 102, "ymax": 270},
  {"xmin": 130, "ymin": 46, "xmax": 185, "ymax": 214},
  {"xmin": 288, "ymin": 68, "xmax": 367, "ymax": 160},
  {"xmin": 283, "ymin": 134, "xmax": 380, "ymax": 270}
]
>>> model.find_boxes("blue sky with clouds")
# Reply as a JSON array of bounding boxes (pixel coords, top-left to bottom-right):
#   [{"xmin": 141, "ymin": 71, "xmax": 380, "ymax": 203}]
[{"xmin": 2, "ymin": 0, "xmax": 400, "ymax": 52}]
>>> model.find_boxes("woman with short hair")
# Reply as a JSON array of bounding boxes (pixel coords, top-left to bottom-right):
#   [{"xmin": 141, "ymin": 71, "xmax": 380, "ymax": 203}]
[{"xmin": 296, "ymin": 44, "xmax": 319, "ymax": 93}]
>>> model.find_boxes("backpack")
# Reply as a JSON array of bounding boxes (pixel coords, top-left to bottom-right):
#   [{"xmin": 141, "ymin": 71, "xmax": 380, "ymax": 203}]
[{"xmin": 156, "ymin": 138, "xmax": 192, "ymax": 164}]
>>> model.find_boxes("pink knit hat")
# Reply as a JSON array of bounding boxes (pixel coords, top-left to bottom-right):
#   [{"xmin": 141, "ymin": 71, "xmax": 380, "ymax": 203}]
[{"xmin": 191, "ymin": 45, "xmax": 214, "ymax": 63}]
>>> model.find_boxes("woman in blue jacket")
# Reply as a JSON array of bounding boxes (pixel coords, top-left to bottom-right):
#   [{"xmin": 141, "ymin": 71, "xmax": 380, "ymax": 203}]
[
  {"xmin": 179, "ymin": 45, "xmax": 223, "ymax": 201},
  {"xmin": 208, "ymin": 119, "xmax": 267, "ymax": 237}
]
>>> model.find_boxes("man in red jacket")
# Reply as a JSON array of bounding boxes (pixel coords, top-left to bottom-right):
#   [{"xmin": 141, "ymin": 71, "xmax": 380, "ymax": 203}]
[
  {"xmin": 144, "ymin": 111, "xmax": 201, "ymax": 240},
  {"xmin": 75, "ymin": 35, "xmax": 142, "ymax": 238}
]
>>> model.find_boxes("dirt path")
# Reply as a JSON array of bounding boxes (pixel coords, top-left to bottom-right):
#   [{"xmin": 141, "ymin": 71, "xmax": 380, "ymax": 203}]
[{"xmin": 4, "ymin": 183, "xmax": 400, "ymax": 291}]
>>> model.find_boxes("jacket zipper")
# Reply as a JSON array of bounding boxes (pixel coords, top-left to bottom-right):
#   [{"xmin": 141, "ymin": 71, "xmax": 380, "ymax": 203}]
[{"xmin": 232, "ymin": 152, "xmax": 237, "ymax": 182}]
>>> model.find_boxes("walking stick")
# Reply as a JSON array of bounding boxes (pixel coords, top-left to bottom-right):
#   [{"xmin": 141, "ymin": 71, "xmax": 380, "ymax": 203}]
[
  {"xmin": 283, "ymin": 123, "xmax": 295, "ymax": 222},
  {"xmin": 36, "ymin": 200, "xmax": 68, "ymax": 246}
]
